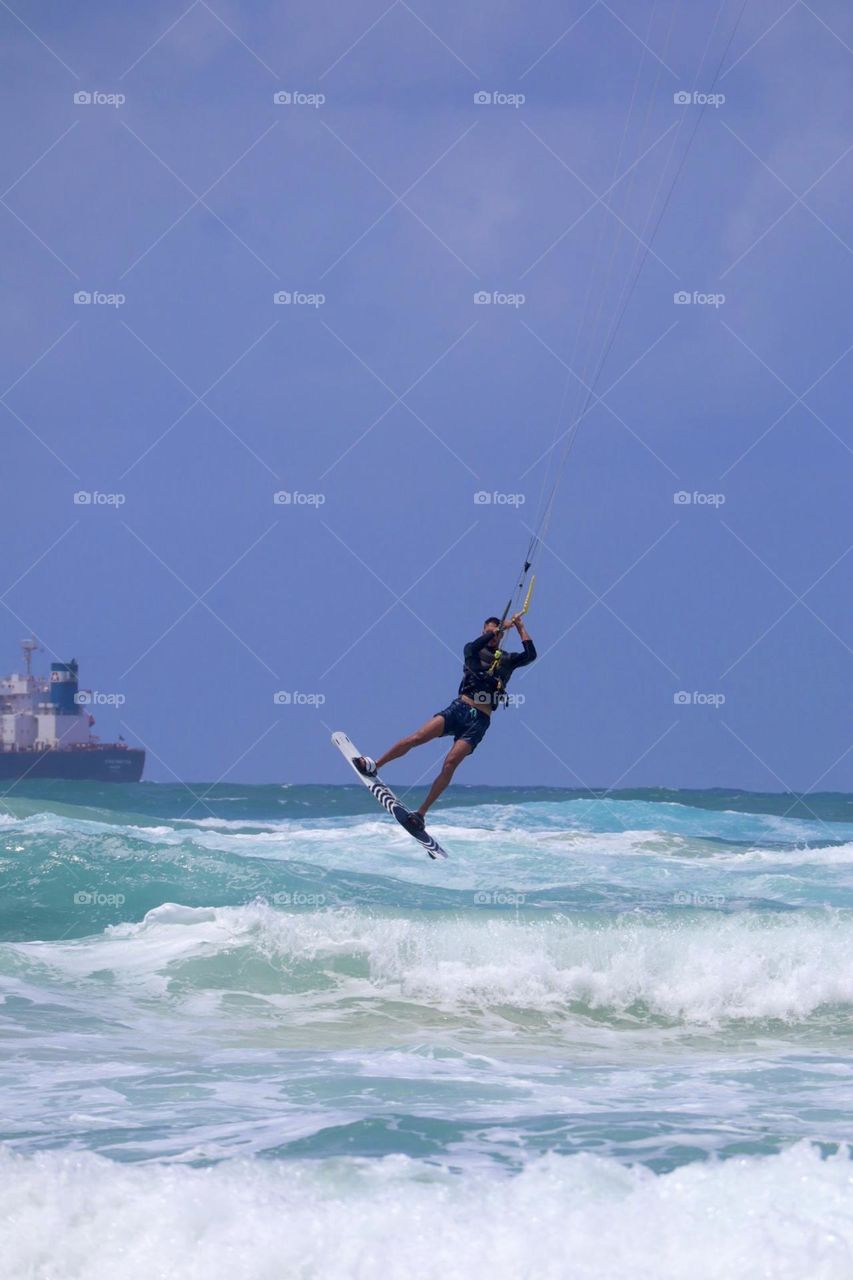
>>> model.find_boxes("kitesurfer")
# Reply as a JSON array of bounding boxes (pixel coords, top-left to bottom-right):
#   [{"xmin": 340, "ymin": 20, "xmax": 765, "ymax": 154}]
[{"xmin": 354, "ymin": 613, "xmax": 536, "ymax": 829}]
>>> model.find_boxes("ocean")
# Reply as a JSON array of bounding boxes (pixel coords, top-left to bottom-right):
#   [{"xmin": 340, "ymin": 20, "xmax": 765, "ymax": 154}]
[{"xmin": 2, "ymin": 781, "xmax": 853, "ymax": 1278}]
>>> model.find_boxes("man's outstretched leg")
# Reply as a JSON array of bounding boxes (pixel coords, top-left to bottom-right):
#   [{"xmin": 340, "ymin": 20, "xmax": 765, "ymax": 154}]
[
  {"xmin": 412, "ymin": 739, "xmax": 472, "ymax": 825},
  {"xmin": 355, "ymin": 714, "xmax": 445, "ymax": 777}
]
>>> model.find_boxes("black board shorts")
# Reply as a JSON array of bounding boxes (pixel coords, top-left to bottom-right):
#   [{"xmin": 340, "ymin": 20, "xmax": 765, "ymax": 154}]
[{"xmin": 435, "ymin": 698, "xmax": 491, "ymax": 752}]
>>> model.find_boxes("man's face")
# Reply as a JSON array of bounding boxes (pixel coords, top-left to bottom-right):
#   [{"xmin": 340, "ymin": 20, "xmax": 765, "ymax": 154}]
[{"xmin": 483, "ymin": 620, "xmax": 500, "ymax": 647}]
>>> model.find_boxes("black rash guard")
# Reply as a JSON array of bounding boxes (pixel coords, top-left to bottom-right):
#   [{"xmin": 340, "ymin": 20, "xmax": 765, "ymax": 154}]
[{"xmin": 458, "ymin": 632, "xmax": 537, "ymax": 711}]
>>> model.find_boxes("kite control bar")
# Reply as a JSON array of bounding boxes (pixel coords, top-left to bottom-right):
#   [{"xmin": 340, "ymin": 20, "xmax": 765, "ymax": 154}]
[{"xmin": 488, "ymin": 575, "xmax": 535, "ymax": 674}]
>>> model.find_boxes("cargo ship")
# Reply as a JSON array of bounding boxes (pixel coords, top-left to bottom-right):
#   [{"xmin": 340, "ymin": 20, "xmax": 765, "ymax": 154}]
[{"xmin": 0, "ymin": 640, "xmax": 144, "ymax": 782}]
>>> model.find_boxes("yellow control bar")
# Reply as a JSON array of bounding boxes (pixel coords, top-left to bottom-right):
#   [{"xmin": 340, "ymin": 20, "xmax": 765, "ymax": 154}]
[
  {"xmin": 488, "ymin": 575, "xmax": 536, "ymax": 675},
  {"xmin": 518, "ymin": 574, "xmax": 536, "ymax": 619}
]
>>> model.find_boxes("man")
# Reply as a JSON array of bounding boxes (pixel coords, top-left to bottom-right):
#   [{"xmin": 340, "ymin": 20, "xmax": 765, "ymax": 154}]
[{"xmin": 355, "ymin": 612, "xmax": 536, "ymax": 830}]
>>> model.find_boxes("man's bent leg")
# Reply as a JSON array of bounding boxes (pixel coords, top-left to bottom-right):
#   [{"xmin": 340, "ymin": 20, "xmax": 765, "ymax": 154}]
[
  {"xmin": 417, "ymin": 739, "xmax": 472, "ymax": 817},
  {"xmin": 375, "ymin": 715, "xmax": 445, "ymax": 769}
]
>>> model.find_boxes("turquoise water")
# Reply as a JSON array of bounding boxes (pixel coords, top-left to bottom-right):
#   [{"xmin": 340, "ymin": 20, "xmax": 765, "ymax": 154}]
[{"xmin": 2, "ymin": 783, "xmax": 853, "ymax": 1277}]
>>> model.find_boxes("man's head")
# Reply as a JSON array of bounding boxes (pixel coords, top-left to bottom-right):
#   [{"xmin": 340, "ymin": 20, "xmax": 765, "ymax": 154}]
[{"xmin": 483, "ymin": 616, "xmax": 501, "ymax": 647}]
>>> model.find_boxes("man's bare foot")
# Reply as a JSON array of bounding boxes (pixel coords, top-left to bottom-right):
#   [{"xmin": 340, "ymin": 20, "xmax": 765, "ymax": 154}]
[{"xmin": 354, "ymin": 756, "xmax": 377, "ymax": 777}]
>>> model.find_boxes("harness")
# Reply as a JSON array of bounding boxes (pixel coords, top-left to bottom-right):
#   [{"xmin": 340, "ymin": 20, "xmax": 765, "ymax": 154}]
[{"xmin": 459, "ymin": 645, "xmax": 508, "ymax": 711}]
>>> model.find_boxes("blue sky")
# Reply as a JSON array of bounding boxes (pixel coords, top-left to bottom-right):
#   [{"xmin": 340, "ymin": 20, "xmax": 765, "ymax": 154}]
[{"xmin": 1, "ymin": 0, "xmax": 851, "ymax": 789}]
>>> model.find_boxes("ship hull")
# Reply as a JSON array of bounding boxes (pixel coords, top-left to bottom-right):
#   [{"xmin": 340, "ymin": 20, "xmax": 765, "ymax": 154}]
[{"xmin": 0, "ymin": 746, "xmax": 145, "ymax": 782}]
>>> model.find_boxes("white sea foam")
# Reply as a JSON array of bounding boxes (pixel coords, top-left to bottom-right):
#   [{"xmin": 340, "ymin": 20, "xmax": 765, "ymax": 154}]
[
  {"xmin": 10, "ymin": 902, "xmax": 853, "ymax": 1026},
  {"xmin": 1, "ymin": 1142, "xmax": 852, "ymax": 1280},
  {"xmin": 720, "ymin": 841, "xmax": 853, "ymax": 867}
]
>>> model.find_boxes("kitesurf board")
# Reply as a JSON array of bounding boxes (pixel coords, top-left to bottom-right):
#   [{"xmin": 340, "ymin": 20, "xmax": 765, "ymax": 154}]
[{"xmin": 332, "ymin": 731, "xmax": 448, "ymax": 860}]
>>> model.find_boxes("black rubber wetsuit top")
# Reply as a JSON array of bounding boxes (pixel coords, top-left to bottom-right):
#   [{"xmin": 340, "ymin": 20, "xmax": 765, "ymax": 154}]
[{"xmin": 458, "ymin": 633, "xmax": 537, "ymax": 711}]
